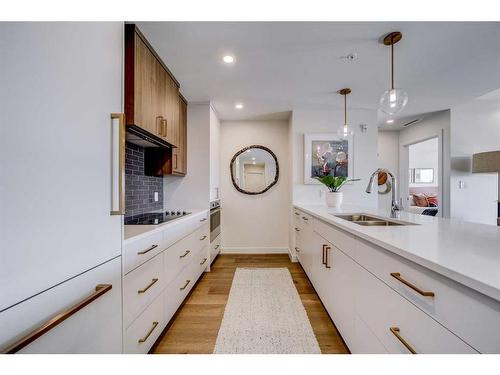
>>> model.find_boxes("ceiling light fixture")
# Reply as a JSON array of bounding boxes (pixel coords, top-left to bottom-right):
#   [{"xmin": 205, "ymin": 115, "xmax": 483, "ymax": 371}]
[
  {"xmin": 379, "ymin": 31, "xmax": 408, "ymax": 115},
  {"xmin": 235, "ymin": 103, "xmax": 244, "ymax": 109},
  {"xmin": 223, "ymin": 55, "xmax": 235, "ymax": 64},
  {"xmin": 338, "ymin": 88, "xmax": 354, "ymax": 138},
  {"xmin": 386, "ymin": 119, "xmax": 394, "ymax": 124}
]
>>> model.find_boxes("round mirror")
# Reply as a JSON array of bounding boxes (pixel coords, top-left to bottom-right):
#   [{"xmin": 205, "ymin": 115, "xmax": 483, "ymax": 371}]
[{"xmin": 230, "ymin": 145, "xmax": 279, "ymax": 195}]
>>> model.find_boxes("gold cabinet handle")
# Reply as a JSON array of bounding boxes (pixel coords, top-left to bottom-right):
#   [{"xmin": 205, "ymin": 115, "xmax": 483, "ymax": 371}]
[
  {"xmin": 294, "ymin": 212, "xmax": 300, "ymax": 216},
  {"xmin": 200, "ymin": 218, "xmax": 207, "ymax": 222},
  {"xmin": 137, "ymin": 278, "xmax": 159, "ymax": 294},
  {"xmin": 294, "ymin": 246, "xmax": 300, "ymax": 252},
  {"xmin": 2, "ymin": 284, "xmax": 112, "ymax": 354},
  {"xmin": 215, "ymin": 244, "xmax": 220, "ymax": 250},
  {"xmin": 200, "ymin": 258, "xmax": 207, "ymax": 265},
  {"xmin": 137, "ymin": 244, "xmax": 158, "ymax": 255},
  {"xmin": 180, "ymin": 280, "xmax": 191, "ymax": 290},
  {"xmin": 110, "ymin": 113, "xmax": 125, "ymax": 215},
  {"xmin": 325, "ymin": 246, "xmax": 332, "ymax": 269},
  {"xmin": 138, "ymin": 321, "xmax": 159, "ymax": 343},
  {"xmin": 294, "ymin": 227, "xmax": 300, "ymax": 232},
  {"xmin": 179, "ymin": 250, "xmax": 190, "ymax": 258},
  {"xmin": 322, "ymin": 244, "xmax": 327, "ymax": 265},
  {"xmin": 302, "ymin": 216, "xmax": 308, "ymax": 221},
  {"xmin": 390, "ymin": 327, "xmax": 417, "ymax": 354},
  {"xmin": 200, "ymin": 235, "xmax": 207, "ymax": 241},
  {"xmin": 161, "ymin": 118, "xmax": 168, "ymax": 137},
  {"xmin": 390, "ymin": 273, "xmax": 435, "ymax": 297},
  {"xmin": 156, "ymin": 116, "xmax": 163, "ymax": 136}
]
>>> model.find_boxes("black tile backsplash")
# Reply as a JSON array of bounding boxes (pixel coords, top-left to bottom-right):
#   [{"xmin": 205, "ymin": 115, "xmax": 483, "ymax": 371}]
[{"xmin": 125, "ymin": 142, "xmax": 163, "ymax": 217}]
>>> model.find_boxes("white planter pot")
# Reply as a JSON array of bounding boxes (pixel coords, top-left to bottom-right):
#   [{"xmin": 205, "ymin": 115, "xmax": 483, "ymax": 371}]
[{"xmin": 326, "ymin": 192, "xmax": 343, "ymax": 207}]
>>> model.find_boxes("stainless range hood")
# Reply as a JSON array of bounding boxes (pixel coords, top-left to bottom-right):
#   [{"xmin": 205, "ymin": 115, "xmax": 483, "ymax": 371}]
[{"xmin": 126, "ymin": 124, "xmax": 172, "ymax": 149}]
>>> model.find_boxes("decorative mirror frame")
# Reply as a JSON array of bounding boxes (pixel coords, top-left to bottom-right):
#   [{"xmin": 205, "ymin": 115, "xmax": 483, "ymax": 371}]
[{"xmin": 230, "ymin": 145, "xmax": 279, "ymax": 195}]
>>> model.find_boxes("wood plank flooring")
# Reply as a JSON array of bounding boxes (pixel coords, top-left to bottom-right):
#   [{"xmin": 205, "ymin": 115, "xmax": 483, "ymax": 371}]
[{"xmin": 151, "ymin": 254, "xmax": 349, "ymax": 354}]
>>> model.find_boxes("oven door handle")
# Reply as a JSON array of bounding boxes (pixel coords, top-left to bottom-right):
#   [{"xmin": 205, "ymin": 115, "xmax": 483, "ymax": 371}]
[{"xmin": 210, "ymin": 207, "xmax": 221, "ymax": 215}]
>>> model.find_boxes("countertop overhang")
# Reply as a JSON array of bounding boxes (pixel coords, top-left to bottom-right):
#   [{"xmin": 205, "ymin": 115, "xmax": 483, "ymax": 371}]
[{"xmin": 294, "ymin": 203, "xmax": 500, "ymax": 302}]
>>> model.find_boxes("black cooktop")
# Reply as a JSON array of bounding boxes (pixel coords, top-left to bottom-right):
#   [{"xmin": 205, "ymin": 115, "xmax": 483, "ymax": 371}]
[{"xmin": 124, "ymin": 211, "xmax": 191, "ymax": 225}]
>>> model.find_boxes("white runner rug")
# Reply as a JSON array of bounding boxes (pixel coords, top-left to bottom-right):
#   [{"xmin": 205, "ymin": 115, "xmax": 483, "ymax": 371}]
[{"xmin": 213, "ymin": 268, "xmax": 321, "ymax": 354}]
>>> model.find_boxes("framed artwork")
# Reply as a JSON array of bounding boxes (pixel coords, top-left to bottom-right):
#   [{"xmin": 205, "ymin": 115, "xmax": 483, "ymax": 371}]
[{"xmin": 303, "ymin": 133, "xmax": 354, "ymax": 184}]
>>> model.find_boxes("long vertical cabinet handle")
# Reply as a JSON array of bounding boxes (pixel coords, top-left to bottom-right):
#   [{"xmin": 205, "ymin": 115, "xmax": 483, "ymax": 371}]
[
  {"xmin": 322, "ymin": 244, "xmax": 327, "ymax": 265},
  {"xmin": 325, "ymin": 246, "xmax": 332, "ymax": 268},
  {"xmin": 156, "ymin": 116, "xmax": 163, "ymax": 136},
  {"xmin": 110, "ymin": 113, "xmax": 125, "ymax": 215},
  {"xmin": 161, "ymin": 119, "xmax": 168, "ymax": 137}
]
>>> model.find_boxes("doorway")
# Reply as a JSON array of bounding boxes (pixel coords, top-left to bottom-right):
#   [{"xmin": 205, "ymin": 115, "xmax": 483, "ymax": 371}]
[{"xmin": 243, "ymin": 163, "xmax": 266, "ymax": 192}]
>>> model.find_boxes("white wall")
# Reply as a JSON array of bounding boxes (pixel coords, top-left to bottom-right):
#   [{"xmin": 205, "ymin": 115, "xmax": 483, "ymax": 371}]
[
  {"xmin": 409, "ymin": 138, "xmax": 439, "ymax": 188},
  {"xmin": 398, "ymin": 110, "xmax": 451, "ymax": 217},
  {"xmin": 220, "ymin": 120, "xmax": 291, "ymax": 253},
  {"xmin": 290, "ymin": 109, "xmax": 378, "ymax": 207},
  {"xmin": 163, "ymin": 103, "xmax": 211, "ymax": 209},
  {"xmin": 377, "ymin": 131, "xmax": 400, "ymax": 208},
  {"xmin": 450, "ymin": 89, "xmax": 500, "ymax": 225},
  {"xmin": 209, "ymin": 105, "xmax": 221, "ymax": 201}
]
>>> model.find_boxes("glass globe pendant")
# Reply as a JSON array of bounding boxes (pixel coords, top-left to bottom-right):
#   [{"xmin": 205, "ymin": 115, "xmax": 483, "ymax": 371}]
[
  {"xmin": 379, "ymin": 31, "xmax": 408, "ymax": 115},
  {"xmin": 337, "ymin": 88, "xmax": 354, "ymax": 138}
]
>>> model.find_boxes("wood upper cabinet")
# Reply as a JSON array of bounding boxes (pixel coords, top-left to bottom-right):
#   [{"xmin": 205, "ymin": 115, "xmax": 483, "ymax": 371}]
[
  {"xmin": 125, "ymin": 24, "xmax": 180, "ymax": 147},
  {"xmin": 173, "ymin": 96, "xmax": 187, "ymax": 175}
]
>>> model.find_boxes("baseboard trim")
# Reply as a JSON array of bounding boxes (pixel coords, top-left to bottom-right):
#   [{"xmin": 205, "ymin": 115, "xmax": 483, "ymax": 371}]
[
  {"xmin": 288, "ymin": 249, "xmax": 298, "ymax": 263},
  {"xmin": 221, "ymin": 247, "xmax": 289, "ymax": 254}
]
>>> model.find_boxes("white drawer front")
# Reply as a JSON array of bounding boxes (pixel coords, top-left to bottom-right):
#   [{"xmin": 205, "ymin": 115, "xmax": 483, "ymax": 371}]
[
  {"xmin": 210, "ymin": 235, "xmax": 221, "ymax": 264},
  {"xmin": 124, "ymin": 293, "xmax": 165, "ymax": 354},
  {"xmin": 0, "ymin": 257, "xmax": 122, "ymax": 353},
  {"xmin": 355, "ymin": 239, "xmax": 500, "ymax": 353},
  {"xmin": 356, "ymin": 261, "xmax": 476, "ymax": 354},
  {"xmin": 123, "ymin": 231, "xmax": 164, "ymax": 275},
  {"xmin": 314, "ymin": 218, "xmax": 356, "ymax": 259},
  {"xmin": 162, "ymin": 211, "xmax": 208, "ymax": 250},
  {"xmin": 123, "ymin": 253, "xmax": 165, "ymax": 328},
  {"xmin": 163, "ymin": 224, "xmax": 208, "ymax": 286}
]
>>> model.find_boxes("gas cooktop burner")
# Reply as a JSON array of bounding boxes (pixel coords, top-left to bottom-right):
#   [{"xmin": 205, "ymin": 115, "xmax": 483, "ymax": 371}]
[{"xmin": 124, "ymin": 210, "xmax": 191, "ymax": 225}]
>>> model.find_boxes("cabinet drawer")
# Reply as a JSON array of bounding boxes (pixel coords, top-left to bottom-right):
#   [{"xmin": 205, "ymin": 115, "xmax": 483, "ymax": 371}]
[
  {"xmin": 355, "ymin": 239, "xmax": 500, "ymax": 353},
  {"xmin": 124, "ymin": 293, "xmax": 165, "ymax": 354},
  {"xmin": 123, "ymin": 231, "xmax": 164, "ymax": 275},
  {"xmin": 0, "ymin": 257, "xmax": 122, "ymax": 353},
  {"xmin": 314, "ymin": 219, "xmax": 356, "ymax": 258},
  {"xmin": 356, "ymin": 261, "xmax": 476, "ymax": 354},
  {"xmin": 163, "ymin": 224, "xmax": 208, "ymax": 286},
  {"xmin": 210, "ymin": 235, "xmax": 221, "ymax": 264},
  {"xmin": 123, "ymin": 253, "xmax": 165, "ymax": 328},
  {"xmin": 162, "ymin": 211, "xmax": 208, "ymax": 250}
]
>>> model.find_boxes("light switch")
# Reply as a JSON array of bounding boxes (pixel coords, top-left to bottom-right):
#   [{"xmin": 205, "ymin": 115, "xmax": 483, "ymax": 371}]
[{"xmin": 154, "ymin": 192, "xmax": 159, "ymax": 201}]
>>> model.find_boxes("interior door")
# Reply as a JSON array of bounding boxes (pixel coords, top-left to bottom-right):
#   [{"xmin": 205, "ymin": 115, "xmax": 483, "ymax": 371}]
[{"xmin": 0, "ymin": 23, "xmax": 123, "ymax": 311}]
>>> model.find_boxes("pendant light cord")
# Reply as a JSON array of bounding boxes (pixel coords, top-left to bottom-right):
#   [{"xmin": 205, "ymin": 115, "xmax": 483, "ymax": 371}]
[
  {"xmin": 344, "ymin": 93, "xmax": 347, "ymax": 125},
  {"xmin": 391, "ymin": 39, "xmax": 394, "ymax": 90}
]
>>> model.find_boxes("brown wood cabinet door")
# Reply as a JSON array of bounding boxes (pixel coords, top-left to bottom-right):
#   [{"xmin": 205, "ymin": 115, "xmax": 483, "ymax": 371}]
[{"xmin": 173, "ymin": 98, "xmax": 187, "ymax": 175}]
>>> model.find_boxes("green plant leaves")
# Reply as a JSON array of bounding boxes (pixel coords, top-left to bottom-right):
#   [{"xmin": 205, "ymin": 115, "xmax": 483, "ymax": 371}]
[{"xmin": 314, "ymin": 176, "xmax": 360, "ymax": 192}]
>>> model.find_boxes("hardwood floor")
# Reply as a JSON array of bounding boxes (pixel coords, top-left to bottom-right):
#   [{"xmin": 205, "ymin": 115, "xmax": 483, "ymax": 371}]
[{"xmin": 151, "ymin": 254, "xmax": 349, "ymax": 354}]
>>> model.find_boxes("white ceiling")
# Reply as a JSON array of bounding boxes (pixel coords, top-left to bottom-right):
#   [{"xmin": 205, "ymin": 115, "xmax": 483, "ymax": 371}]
[{"xmin": 136, "ymin": 22, "xmax": 500, "ymax": 123}]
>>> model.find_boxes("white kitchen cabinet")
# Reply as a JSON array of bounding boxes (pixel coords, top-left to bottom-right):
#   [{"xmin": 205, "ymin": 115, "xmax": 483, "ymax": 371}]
[
  {"xmin": 210, "ymin": 234, "xmax": 222, "ymax": 264},
  {"xmin": 0, "ymin": 23, "xmax": 123, "ymax": 311},
  {"xmin": 0, "ymin": 257, "xmax": 122, "ymax": 353}
]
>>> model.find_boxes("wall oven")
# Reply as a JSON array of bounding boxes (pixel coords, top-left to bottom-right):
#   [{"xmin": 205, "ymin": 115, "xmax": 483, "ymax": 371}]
[{"xmin": 210, "ymin": 200, "xmax": 221, "ymax": 243}]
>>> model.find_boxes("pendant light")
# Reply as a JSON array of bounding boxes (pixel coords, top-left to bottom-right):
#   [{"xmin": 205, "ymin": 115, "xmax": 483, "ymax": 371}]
[
  {"xmin": 338, "ymin": 88, "xmax": 353, "ymax": 138},
  {"xmin": 379, "ymin": 31, "xmax": 408, "ymax": 115}
]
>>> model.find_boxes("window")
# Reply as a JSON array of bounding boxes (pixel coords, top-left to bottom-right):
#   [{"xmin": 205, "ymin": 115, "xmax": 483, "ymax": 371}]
[{"xmin": 413, "ymin": 168, "xmax": 434, "ymax": 184}]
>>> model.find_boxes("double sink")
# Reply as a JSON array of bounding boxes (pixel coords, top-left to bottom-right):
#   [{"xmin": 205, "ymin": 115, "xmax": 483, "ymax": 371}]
[{"xmin": 334, "ymin": 214, "xmax": 416, "ymax": 227}]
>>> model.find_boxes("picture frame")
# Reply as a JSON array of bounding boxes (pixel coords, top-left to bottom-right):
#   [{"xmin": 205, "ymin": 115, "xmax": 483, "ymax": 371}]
[{"xmin": 303, "ymin": 133, "xmax": 354, "ymax": 185}]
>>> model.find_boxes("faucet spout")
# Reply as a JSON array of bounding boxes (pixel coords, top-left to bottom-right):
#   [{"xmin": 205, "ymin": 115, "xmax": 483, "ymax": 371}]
[{"xmin": 366, "ymin": 168, "xmax": 401, "ymax": 217}]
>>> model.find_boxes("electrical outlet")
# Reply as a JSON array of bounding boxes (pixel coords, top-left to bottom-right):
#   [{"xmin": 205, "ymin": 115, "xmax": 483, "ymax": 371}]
[{"xmin": 154, "ymin": 192, "xmax": 159, "ymax": 202}]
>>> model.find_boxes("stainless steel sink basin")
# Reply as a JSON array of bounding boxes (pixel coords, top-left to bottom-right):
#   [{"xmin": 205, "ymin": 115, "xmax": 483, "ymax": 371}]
[{"xmin": 334, "ymin": 213, "xmax": 416, "ymax": 227}]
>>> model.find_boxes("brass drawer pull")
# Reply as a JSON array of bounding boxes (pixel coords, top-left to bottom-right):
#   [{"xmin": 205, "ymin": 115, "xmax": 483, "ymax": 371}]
[
  {"xmin": 200, "ymin": 218, "xmax": 207, "ymax": 222},
  {"xmin": 294, "ymin": 212, "xmax": 300, "ymax": 216},
  {"xmin": 294, "ymin": 227, "xmax": 300, "ymax": 232},
  {"xmin": 137, "ymin": 244, "xmax": 158, "ymax": 255},
  {"xmin": 138, "ymin": 278, "xmax": 159, "ymax": 294},
  {"xmin": 179, "ymin": 250, "xmax": 190, "ymax": 258},
  {"xmin": 215, "ymin": 244, "xmax": 220, "ymax": 250},
  {"xmin": 161, "ymin": 118, "xmax": 168, "ymax": 137},
  {"xmin": 294, "ymin": 246, "xmax": 300, "ymax": 252},
  {"xmin": 302, "ymin": 216, "xmax": 308, "ymax": 221},
  {"xmin": 325, "ymin": 246, "xmax": 332, "ymax": 269},
  {"xmin": 200, "ymin": 235, "xmax": 207, "ymax": 241},
  {"xmin": 390, "ymin": 272, "xmax": 435, "ymax": 297},
  {"xmin": 322, "ymin": 244, "xmax": 327, "ymax": 265},
  {"xmin": 2, "ymin": 284, "xmax": 112, "ymax": 354},
  {"xmin": 180, "ymin": 280, "xmax": 191, "ymax": 290},
  {"xmin": 390, "ymin": 327, "xmax": 417, "ymax": 354},
  {"xmin": 138, "ymin": 321, "xmax": 159, "ymax": 343},
  {"xmin": 200, "ymin": 258, "xmax": 207, "ymax": 265}
]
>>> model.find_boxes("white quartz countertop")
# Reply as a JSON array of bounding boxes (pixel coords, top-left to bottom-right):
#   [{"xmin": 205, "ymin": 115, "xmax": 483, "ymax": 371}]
[
  {"xmin": 294, "ymin": 203, "xmax": 500, "ymax": 302},
  {"xmin": 123, "ymin": 208, "xmax": 209, "ymax": 242}
]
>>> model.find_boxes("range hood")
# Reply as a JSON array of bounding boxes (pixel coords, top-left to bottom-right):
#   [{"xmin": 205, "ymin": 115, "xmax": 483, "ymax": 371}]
[{"xmin": 126, "ymin": 124, "xmax": 172, "ymax": 149}]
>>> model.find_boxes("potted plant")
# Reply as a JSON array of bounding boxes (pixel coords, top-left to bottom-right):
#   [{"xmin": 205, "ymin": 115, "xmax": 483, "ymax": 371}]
[{"xmin": 315, "ymin": 175, "xmax": 360, "ymax": 207}]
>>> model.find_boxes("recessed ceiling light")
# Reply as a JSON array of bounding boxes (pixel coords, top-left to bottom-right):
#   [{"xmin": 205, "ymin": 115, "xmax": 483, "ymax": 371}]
[
  {"xmin": 386, "ymin": 119, "xmax": 394, "ymax": 124},
  {"xmin": 223, "ymin": 55, "xmax": 235, "ymax": 64},
  {"xmin": 251, "ymin": 157, "xmax": 256, "ymax": 160},
  {"xmin": 235, "ymin": 103, "xmax": 244, "ymax": 109}
]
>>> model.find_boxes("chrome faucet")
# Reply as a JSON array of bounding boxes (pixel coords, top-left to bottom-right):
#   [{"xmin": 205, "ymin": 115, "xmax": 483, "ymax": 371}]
[{"xmin": 366, "ymin": 168, "xmax": 401, "ymax": 218}]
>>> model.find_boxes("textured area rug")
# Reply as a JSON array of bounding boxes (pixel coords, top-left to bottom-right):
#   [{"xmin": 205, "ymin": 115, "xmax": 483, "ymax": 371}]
[{"xmin": 213, "ymin": 268, "xmax": 321, "ymax": 354}]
